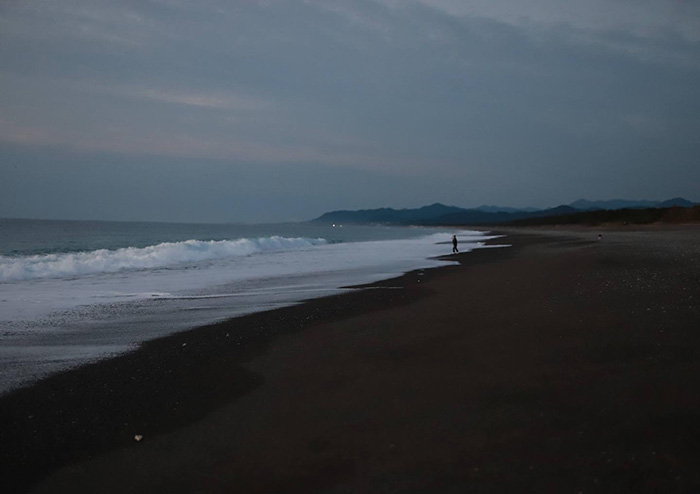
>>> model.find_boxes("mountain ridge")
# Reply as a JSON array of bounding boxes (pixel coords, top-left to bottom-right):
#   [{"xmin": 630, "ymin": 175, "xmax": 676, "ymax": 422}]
[{"xmin": 312, "ymin": 198, "xmax": 697, "ymax": 226}]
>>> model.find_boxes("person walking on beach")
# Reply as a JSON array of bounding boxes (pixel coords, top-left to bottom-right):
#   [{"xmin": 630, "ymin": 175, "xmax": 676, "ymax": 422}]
[{"xmin": 452, "ymin": 235, "xmax": 458, "ymax": 253}]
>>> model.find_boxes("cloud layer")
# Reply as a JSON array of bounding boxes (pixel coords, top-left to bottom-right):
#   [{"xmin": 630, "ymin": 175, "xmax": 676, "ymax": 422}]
[{"xmin": 1, "ymin": 0, "xmax": 699, "ymax": 221}]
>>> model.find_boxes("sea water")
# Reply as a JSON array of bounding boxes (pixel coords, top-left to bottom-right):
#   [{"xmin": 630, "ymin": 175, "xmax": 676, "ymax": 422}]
[{"xmin": 0, "ymin": 218, "xmax": 499, "ymax": 394}]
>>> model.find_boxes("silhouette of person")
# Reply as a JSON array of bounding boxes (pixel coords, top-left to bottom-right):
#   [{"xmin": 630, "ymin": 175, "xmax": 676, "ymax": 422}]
[{"xmin": 452, "ymin": 235, "xmax": 458, "ymax": 253}]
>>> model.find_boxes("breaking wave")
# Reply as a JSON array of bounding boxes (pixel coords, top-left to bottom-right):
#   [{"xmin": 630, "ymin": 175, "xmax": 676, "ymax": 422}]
[{"xmin": 0, "ymin": 236, "xmax": 327, "ymax": 282}]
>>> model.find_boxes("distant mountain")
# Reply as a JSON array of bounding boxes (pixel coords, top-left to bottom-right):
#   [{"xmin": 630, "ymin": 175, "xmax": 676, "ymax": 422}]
[
  {"xmin": 569, "ymin": 199, "xmax": 653, "ymax": 210},
  {"xmin": 407, "ymin": 203, "xmax": 468, "ymax": 220},
  {"xmin": 313, "ymin": 203, "xmax": 578, "ymax": 226},
  {"xmin": 513, "ymin": 205, "xmax": 700, "ymax": 226},
  {"xmin": 569, "ymin": 198, "xmax": 696, "ymax": 210},
  {"xmin": 313, "ymin": 198, "xmax": 697, "ymax": 226},
  {"xmin": 659, "ymin": 197, "xmax": 696, "ymax": 208},
  {"xmin": 473, "ymin": 205, "xmax": 541, "ymax": 213},
  {"xmin": 314, "ymin": 203, "xmax": 467, "ymax": 225},
  {"xmin": 428, "ymin": 205, "xmax": 579, "ymax": 226}
]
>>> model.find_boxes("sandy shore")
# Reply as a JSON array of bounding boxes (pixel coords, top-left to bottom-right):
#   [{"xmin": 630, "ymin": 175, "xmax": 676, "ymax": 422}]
[{"xmin": 2, "ymin": 227, "xmax": 700, "ymax": 493}]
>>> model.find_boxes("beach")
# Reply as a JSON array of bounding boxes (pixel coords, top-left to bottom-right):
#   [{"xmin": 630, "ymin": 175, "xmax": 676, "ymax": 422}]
[{"xmin": 2, "ymin": 226, "xmax": 700, "ymax": 493}]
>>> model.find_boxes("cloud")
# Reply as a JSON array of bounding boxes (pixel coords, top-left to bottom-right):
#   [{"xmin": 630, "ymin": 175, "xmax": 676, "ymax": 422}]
[
  {"xmin": 0, "ymin": 0, "xmax": 699, "ymax": 221},
  {"xmin": 0, "ymin": 0, "xmax": 158, "ymax": 47},
  {"xmin": 94, "ymin": 84, "xmax": 276, "ymax": 112},
  {"xmin": 413, "ymin": 0, "xmax": 700, "ymax": 42},
  {"xmin": 134, "ymin": 89, "xmax": 270, "ymax": 111},
  {"xmin": 357, "ymin": 0, "xmax": 700, "ymax": 69}
]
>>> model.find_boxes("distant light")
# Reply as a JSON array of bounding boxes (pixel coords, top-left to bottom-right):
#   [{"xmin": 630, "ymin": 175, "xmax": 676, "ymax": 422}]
[{"xmin": 332, "ymin": 224, "xmax": 336, "ymax": 227}]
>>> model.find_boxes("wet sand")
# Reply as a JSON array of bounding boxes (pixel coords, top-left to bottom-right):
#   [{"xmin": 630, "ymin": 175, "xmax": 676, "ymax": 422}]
[{"xmin": 2, "ymin": 227, "xmax": 700, "ymax": 493}]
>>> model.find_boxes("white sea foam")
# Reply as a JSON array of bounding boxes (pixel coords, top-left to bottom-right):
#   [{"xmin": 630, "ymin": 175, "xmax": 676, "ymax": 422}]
[
  {"xmin": 0, "ymin": 228, "xmax": 506, "ymax": 394},
  {"xmin": 0, "ymin": 236, "xmax": 327, "ymax": 282}
]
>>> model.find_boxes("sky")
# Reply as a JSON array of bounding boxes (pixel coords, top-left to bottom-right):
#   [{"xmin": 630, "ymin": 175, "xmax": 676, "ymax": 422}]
[{"xmin": 1, "ymin": 0, "xmax": 699, "ymax": 223}]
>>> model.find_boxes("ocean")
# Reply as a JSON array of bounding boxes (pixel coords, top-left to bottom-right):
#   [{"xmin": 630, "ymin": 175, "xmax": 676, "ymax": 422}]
[{"xmin": 0, "ymin": 218, "xmax": 500, "ymax": 394}]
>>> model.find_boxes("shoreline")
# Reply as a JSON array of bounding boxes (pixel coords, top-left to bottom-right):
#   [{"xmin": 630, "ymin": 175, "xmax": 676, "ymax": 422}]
[
  {"xmin": 0, "ymin": 232, "xmax": 515, "ymax": 493},
  {"xmin": 4, "ymin": 226, "xmax": 700, "ymax": 493},
  {"xmin": 0, "ymin": 227, "xmax": 489, "ymax": 396}
]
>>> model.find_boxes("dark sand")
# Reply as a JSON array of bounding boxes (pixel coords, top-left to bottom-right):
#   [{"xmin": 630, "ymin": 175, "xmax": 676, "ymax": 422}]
[{"xmin": 2, "ymin": 227, "xmax": 700, "ymax": 493}]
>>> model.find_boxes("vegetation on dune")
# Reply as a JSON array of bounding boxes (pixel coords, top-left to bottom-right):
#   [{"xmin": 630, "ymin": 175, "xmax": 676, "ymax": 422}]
[{"xmin": 510, "ymin": 205, "xmax": 700, "ymax": 226}]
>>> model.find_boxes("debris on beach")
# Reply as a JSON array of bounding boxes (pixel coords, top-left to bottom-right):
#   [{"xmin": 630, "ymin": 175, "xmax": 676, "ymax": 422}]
[{"xmin": 134, "ymin": 434, "xmax": 143, "ymax": 442}]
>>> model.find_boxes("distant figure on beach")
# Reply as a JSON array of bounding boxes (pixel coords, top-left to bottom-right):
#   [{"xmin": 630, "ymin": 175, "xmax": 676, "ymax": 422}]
[
  {"xmin": 452, "ymin": 235, "xmax": 458, "ymax": 253},
  {"xmin": 598, "ymin": 234, "xmax": 602, "ymax": 241}
]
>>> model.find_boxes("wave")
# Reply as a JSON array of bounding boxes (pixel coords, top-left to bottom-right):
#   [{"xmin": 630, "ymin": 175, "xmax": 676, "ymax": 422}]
[{"xmin": 0, "ymin": 236, "xmax": 327, "ymax": 282}]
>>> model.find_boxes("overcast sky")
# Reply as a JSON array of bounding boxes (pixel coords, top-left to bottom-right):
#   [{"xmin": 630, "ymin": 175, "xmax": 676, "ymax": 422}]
[{"xmin": 1, "ymin": 0, "xmax": 699, "ymax": 222}]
